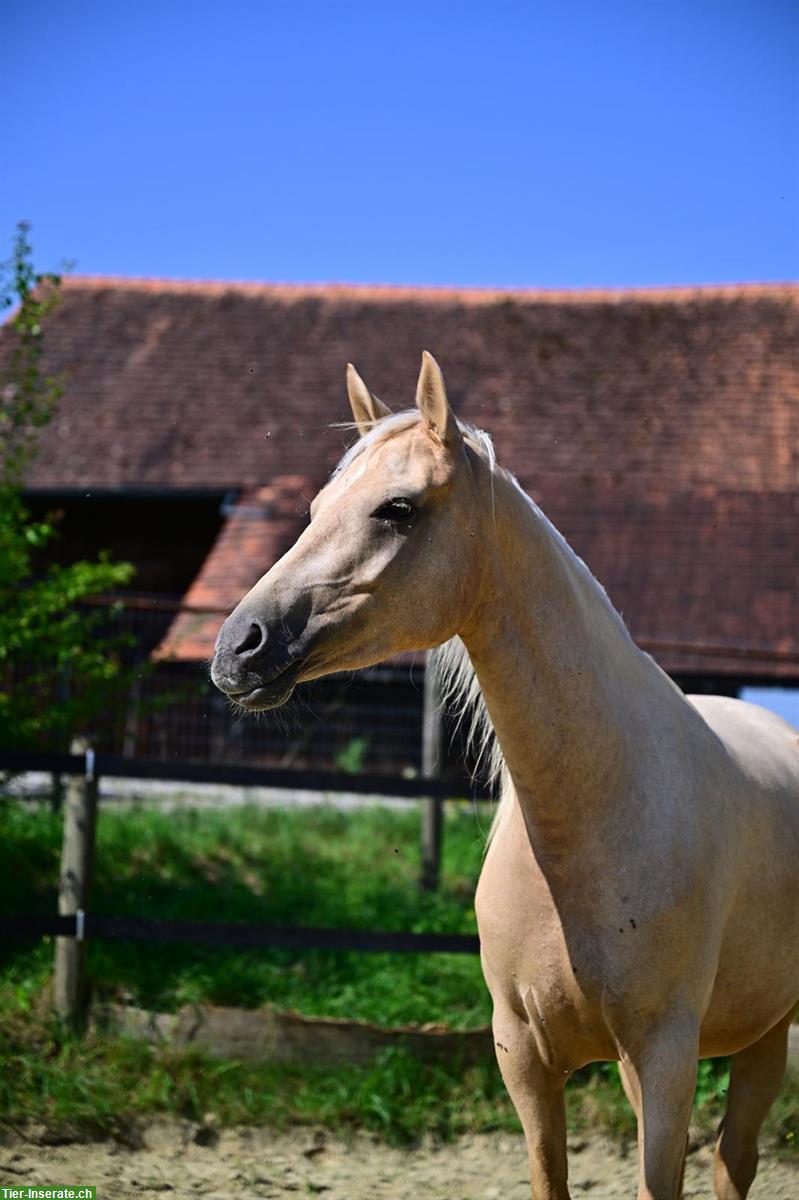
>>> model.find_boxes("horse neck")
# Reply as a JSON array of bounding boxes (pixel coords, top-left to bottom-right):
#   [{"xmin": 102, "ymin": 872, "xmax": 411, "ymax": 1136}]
[{"xmin": 462, "ymin": 472, "xmax": 652, "ymax": 860}]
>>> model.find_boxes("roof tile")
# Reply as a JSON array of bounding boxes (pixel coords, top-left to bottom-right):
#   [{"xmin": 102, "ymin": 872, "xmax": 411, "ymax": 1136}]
[{"xmin": 4, "ymin": 278, "xmax": 795, "ymax": 677}]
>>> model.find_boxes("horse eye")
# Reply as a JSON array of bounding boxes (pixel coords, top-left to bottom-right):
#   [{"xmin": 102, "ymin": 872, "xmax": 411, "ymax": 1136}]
[{"xmin": 372, "ymin": 497, "xmax": 416, "ymax": 523}]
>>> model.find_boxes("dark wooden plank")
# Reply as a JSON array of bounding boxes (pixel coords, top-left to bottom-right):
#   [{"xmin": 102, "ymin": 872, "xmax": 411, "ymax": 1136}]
[
  {"xmin": 0, "ymin": 912, "xmax": 480, "ymax": 955},
  {"xmin": 0, "ymin": 915, "xmax": 76, "ymax": 939},
  {"xmin": 0, "ymin": 749, "xmax": 491, "ymax": 802},
  {"xmin": 88, "ymin": 915, "xmax": 480, "ymax": 954}
]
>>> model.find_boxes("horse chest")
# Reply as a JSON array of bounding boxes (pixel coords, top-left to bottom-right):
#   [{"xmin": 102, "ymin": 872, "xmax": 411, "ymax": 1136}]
[
  {"xmin": 476, "ymin": 832, "xmax": 619, "ymax": 1062},
  {"xmin": 474, "ymin": 801, "xmax": 719, "ymax": 1065},
  {"xmin": 478, "ymin": 890, "xmax": 619, "ymax": 1068}
]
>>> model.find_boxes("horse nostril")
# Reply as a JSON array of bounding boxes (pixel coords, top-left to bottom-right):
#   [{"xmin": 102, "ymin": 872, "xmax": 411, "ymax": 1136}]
[{"xmin": 234, "ymin": 622, "xmax": 266, "ymax": 657}]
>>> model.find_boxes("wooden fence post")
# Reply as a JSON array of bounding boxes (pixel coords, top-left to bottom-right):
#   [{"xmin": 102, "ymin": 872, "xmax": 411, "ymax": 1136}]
[
  {"xmin": 54, "ymin": 737, "xmax": 98, "ymax": 1028},
  {"xmin": 49, "ymin": 772, "xmax": 64, "ymax": 814},
  {"xmin": 122, "ymin": 669, "xmax": 143, "ymax": 759},
  {"xmin": 420, "ymin": 653, "xmax": 444, "ymax": 891}
]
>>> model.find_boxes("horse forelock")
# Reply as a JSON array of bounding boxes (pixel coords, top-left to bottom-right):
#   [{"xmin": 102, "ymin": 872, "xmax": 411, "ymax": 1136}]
[{"xmin": 331, "ymin": 410, "xmax": 499, "ymax": 480}]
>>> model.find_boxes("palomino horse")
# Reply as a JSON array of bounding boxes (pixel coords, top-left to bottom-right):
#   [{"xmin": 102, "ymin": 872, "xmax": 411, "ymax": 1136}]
[{"xmin": 212, "ymin": 354, "xmax": 799, "ymax": 1200}]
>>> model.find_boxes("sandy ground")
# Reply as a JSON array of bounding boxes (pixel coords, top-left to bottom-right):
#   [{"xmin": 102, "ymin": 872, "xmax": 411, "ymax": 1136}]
[{"xmin": 1, "ymin": 1123, "xmax": 796, "ymax": 1199}]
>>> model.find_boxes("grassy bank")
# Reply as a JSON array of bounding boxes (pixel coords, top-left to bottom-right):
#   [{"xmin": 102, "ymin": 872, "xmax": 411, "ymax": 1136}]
[
  {"xmin": 1, "ymin": 796, "xmax": 796, "ymax": 1149},
  {"xmin": 2, "ymin": 1001, "xmax": 796, "ymax": 1150}
]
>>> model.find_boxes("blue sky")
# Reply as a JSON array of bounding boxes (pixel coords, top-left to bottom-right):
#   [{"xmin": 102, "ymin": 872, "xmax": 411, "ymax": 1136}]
[
  {"xmin": 741, "ymin": 688, "xmax": 799, "ymax": 727},
  {"xmin": 2, "ymin": 1, "xmax": 797, "ymax": 288},
  {"xmin": 3, "ymin": 2, "xmax": 797, "ymax": 725}
]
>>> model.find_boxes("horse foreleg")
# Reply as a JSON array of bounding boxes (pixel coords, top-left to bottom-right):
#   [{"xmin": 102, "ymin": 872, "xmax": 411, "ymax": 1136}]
[
  {"xmin": 492, "ymin": 1005, "xmax": 570, "ymax": 1200},
  {"xmin": 619, "ymin": 1060, "xmax": 687, "ymax": 1199},
  {"xmin": 621, "ymin": 1014, "xmax": 699, "ymax": 1200},
  {"xmin": 713, "ymin": 1007, "xmax": 794, "ymax": 1200}
]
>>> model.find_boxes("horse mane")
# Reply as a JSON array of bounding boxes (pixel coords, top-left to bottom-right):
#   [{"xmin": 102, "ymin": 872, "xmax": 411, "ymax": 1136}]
[
  {"xmin": 430, "ymin": 634, "xmax": 513, "ymax": 845},
  {"xmin": 333, "ymin": 409, "xmax": 511, "ymax": 843}
]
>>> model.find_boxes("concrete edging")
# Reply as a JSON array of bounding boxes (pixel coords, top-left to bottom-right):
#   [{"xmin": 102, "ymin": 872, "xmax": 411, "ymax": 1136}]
[{"xmin": 93, "ymin": 1002, "xmax": 494, "ymax": 1067}]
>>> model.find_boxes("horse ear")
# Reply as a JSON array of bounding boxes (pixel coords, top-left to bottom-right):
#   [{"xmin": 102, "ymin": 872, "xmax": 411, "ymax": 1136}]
[
  {"xmin": 346, "ymin": 363, "xmax": 391, "ymax": 436},
  {"xmin": 415, "ymin": 351, "xmax": 461, "ymax": 449}
]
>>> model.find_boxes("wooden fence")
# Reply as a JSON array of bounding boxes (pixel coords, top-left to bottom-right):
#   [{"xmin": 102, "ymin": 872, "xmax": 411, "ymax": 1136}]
[{"xmin": 0, "ymin": 745, "xmax": 488, "ymax": 1028}]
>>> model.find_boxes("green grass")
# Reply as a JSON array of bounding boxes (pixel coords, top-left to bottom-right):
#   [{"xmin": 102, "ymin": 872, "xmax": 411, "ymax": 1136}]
[
  {"xmin": 0, "ymin": 792, "xmax": 508, "ymax": 1145},
  {"xmin": 1, "ymin": 797, "xmax": 490, "ymax": 1025},
  {"xmin": 1, "ymin": 795, "xmax": 796, "ymax": 1150},
  {"xmin": 0, "ymin": 997, "xmax": 517, "ymax": 1145}
]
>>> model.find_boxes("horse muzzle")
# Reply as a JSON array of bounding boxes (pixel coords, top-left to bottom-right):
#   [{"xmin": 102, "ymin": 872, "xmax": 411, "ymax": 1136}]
[{"xmin": 211, "ymin": 608, "xmax": 306, "ymax": 710}]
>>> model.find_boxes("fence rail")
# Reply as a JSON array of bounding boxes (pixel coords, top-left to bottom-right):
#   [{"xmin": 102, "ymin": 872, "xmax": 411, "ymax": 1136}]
[
  {"xmin": 1, "ymin": 912, "xmax": 480, "ymax": 956},
  {"xmin": 0, "ymin": 747, "xmax": 490, "ymax": 802}
]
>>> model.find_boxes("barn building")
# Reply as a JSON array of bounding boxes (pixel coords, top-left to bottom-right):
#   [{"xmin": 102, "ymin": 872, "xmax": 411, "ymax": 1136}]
[{"xmin": 11, "ymin": 278, "xmax": 799, "ymax": 774}]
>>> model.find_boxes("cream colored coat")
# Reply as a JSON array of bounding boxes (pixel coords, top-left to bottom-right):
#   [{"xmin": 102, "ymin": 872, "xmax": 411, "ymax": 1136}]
[{"xmin": 212, "ymin": 354, "xmax": 799, "ymax": 1200}]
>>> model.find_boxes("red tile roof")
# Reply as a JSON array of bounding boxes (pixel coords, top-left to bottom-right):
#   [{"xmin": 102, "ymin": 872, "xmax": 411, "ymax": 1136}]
[
  {"xmin": 4, "ymin": 277, "xmax": 797, "ymax": 677},
  {"xmin": 155, "ymin": 478, "xmax": 315, "ymax": 661}
]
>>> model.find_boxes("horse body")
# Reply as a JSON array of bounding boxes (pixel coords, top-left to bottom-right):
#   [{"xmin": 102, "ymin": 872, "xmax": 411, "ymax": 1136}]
[
  {"xmin": 478, "ymin": 694, "xmax": 799, "ymax": 1070},
  {"xmin": 688, "ymin": 697, "xmax": 799, "ymax": 1053},
  {"xmin": 460, "ymin": 456, "xmax": 799, "ymax": 1197},
  {"xmin": 211, "ymin": 353, "xmax": 798, "ymax": 1199}
]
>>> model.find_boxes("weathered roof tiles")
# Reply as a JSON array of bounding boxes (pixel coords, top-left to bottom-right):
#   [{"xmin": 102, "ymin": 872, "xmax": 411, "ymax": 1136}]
[{"xmin": 4, "ymin": 277, "xmax": 796, "ymax": 676}]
